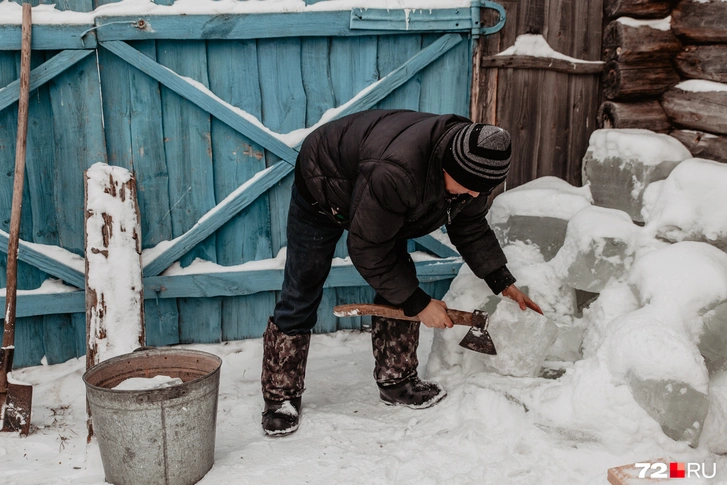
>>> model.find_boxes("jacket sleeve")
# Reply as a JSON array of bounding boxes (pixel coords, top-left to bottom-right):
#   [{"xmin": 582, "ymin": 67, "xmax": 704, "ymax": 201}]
[
  {"xmin": 347, "ymin": 164, "xmax": 432, "ymax": 316},
  {"xmin": 446, "ymin": 195, "xmax": 516, "ymax": 295}
]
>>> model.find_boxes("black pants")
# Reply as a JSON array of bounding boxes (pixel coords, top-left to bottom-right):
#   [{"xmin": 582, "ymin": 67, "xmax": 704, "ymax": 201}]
[{"xmin": 273, "ymin": 185, "xmax": 413, "ymax": 335}]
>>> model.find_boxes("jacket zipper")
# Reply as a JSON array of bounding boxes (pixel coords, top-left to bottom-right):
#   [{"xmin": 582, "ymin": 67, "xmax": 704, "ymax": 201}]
[{"xmin": 447, "ymin": 206, "xmax": 451, "ymax": 224}]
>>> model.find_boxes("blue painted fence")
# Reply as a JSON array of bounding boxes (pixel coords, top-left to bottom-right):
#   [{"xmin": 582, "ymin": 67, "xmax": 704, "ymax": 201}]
[{"xmin": 0, "ymin": 0, "xmax": 503, "ymax": 367}]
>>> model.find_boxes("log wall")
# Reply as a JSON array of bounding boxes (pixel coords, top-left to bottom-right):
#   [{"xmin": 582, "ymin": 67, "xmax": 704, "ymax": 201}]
[{"xmin": 599, "ymin": 0, "xmax": 727, "ymax": 164}]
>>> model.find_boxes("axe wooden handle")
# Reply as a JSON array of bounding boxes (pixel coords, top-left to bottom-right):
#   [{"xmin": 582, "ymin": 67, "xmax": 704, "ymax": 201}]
[{"xmin": 333, "ymin": 303, "xmax": 475, "ymax": 326}]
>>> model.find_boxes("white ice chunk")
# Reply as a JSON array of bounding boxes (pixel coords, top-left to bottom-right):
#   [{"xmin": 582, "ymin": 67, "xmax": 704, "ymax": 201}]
[
  {"xmin": 698, "ymin": 301, "xmax": 727, "ymax": 373},
  {"xmin": 476, "ymin": 296, "xmax": 559, "ymax": 377},
  {"xmin": 600, "ymin": 308, "xmax": 710, "ymax": 446},
  {"xmin": 643, "ymin": 158, "xmax": 727, "ymax": 251},
  {"xmin": 699, "ymin": 370, "xmax": 727, "ymax": 453},
  {"xmin": 627, "ymin": 242, "xmax": 727, "ymax": 334},
  {"xmin": 551, "ymin": 207, "xmax": 639, "ymax": 292},
  {"xmin": 488, "ymin": 177, "xmax": 592, "ymax": 260},
  {"xmin": 581, "ymin": 283, "xmax": 640, "ymax": 359},
  {"xmin": 582, "ymin": 129, "xmax": 691, "ymax": 222}
]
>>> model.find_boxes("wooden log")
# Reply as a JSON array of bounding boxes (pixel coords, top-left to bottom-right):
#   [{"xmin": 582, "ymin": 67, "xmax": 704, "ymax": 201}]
[
  {"xmin": 604, "ymin": 0, "xmax": 673, "ymax": 19},
  {"xmin": 480, "ymin": 55, "xmax": 604, "ymax": 74},
  {"xmin": 85, "ymin": 163, "xmax": 144, "ymax": 370},
  {"xmin": 603, "ymin": 61, "xmax": 680, "ymax": 100},
  {"xmin": 670, "ymin": 129, "xmax": 727, "ymax": 163},
  {"xmin": 672, "ymin": 0, "xmax": 727, "ymax": 43},
  {"xmin": 661, "ymin": 85, "xmax": 727, "ymax": 135},
  {"xmin": 598, "ymin": 100, "xmax": 671, "ymax": 132},
  {"xmin": 675, "ymin": 45, "xmax": 727, "ymax": 84},
  {"xmin": 603, "ymin": 19, "xmax": 681, "ymax": 63}
]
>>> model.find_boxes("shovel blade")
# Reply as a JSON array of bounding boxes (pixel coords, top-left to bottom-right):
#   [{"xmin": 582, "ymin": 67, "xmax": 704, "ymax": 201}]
[
  {"xmin": 1, "ymin": 382, "xmax": 32, "ymax": 435},
  {"xmin": 457, "ymin": 309, "xmax": 497, "ymax": 355}
]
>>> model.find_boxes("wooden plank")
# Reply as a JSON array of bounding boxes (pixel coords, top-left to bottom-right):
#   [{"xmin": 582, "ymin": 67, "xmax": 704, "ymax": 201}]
[
  {"xmin": 142, "ymin": 34, "xmax": 464, "ymax": 278},
  {"xmin": 566, "ymin": 0, "xmax": 604, "ymax": 186},
  {"xmin": 375, "ymin": 35, "xmax": 422, "ymax": 110},
  {"xmin": 0, "ymin": 50, "xmax": 94, "ymax": 114},
  {"xmin": 0, "ymin": 291, "xmax": 84, "ymax": 318},
  {"xmin": 419, "ymin": 33, "xmax": 470, "ymax": 116},
  {"xmin": 157, "ymin": 39, "xmax": 221, "ymax": 345},
  {"xmin": 44, "ymin": 49, "xmax": 104, "ymax": 363},
  {"xmin": 94, "ymin": 11, "xmax": 449, "ymax": 42},
  {"xmin": 480, "ymin": 55, "xmax": 603, "ymax": 74},
  {"xmin": 328, "ymin": 35, "xmax": 380, "ymax": 332},
  {"xmin": 0, "ymin": 25, "xmax": 96, "ymax": 51},
  {"xmin": 207, "ymin": 39, "xmax": 275, "ymax": 342},
  {"xmin": 100, "ymin": 40, "xmax": 299, "ymax": 164},
  {"xmin": 604, "ymin": 0, "xmax": 672, "ymax": 19},
  {"xmin": 144, "ymin": 259, "xmax": 464, "ymax": 299},
  {"xmin": 0, "ymin": 231, "xmax": 84, "ymax": 288},
  {"xmin": 301, "ymin": 36, "xmax": 342, "ymax": 333},
  {"xmin": 257, "ymin": 38, "xmax": 307, "ymax": 257},
  {"xmin": 473, "ymin": 5, "xmax": 503, "ymax": 123}
]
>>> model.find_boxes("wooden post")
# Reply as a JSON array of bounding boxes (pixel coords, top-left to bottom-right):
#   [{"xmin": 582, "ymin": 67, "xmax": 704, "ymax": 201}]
[
  {"xmin": 85, "ymin": 163, "xmax": 145, "ymax": 437},
  {"xmin": 85, "ymin": 163, "xmax": 145, "ymax": 369},
  {"xmin": 603, "ymin": 61, "xmax": 680, "ymax": 100},
  {"xmin": 675, "ymin": 45, "xmax": 727, "ymax": 84},
  {"xmin": 603, "ymin": 20, "xmax": 681, "ymax": 63},
  {"xmin": 670, "ymin": 129, "xmax": 727, "ymax": 164},
  {"xmin": 661, "ymin": 87, "xmax": 727, "ymax": 136},
  {"xmin": 598, "ymin": 100, "xmax": 671, "ymax": 132},
  {"xmin": 672, "ymin": 0, "xmax": 727, "ymax": 43},
  {"xmin": 604, "ymin": 0, "xmax": 673, "ymax": 19}
]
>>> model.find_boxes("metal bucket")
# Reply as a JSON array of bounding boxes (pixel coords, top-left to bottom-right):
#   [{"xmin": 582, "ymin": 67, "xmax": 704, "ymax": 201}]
[{"xmin": 83, "ymin": 349, "xmax": 222, "ymax": 485}]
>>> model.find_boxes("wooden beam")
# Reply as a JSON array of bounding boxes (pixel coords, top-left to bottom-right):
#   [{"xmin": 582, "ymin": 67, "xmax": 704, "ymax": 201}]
[
  {"xmin": 604, "ymin": 0, "xmax": 672, "ymax": 20},
  {"xmin": 413, "ymin": 234, "xmax": 459, "ymax": 258},
  {"xmin": 0, "ymin": 259, "xmax": 462, "ymax": 317},
  {"xmin": 0, "ymin": 230, "xmax": 85, "ymax": 288},
  {"xmin": 100, "ymin": 40, "xmax": 300, "ymax": 164},
  {"xmin": 0, "ymin": 24, "xmax": 96, "ymax": 51},
  {"xmin": 603, "ymin": 61, "xmax": 679, "ymax": 100},
  {"xmin": 141, "ymin": 34, "xmax": 465, "ymax": 276},
  {"xmin": 0, "ymin": 49, "xmax": 94, "ymax": 114},
  {"xmin": 94, "ymin": 11, "xmax": 468, "ymax": 42},
  {"xmin": 481, "ymin": 55, "xmax": 604, "ymax": 74},
  {"xmin": 145, "ymin": 258, "xmax": 463, "ymax": 299},
  {"xmin": 142, "ymin": 162, "xmax": 292, "ymax": 277}
]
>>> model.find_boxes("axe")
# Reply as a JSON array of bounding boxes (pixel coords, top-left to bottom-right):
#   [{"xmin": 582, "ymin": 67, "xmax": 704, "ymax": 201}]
[{"xmin": 333, "ymin": 304, "xmax": 496, "ymax": 355}]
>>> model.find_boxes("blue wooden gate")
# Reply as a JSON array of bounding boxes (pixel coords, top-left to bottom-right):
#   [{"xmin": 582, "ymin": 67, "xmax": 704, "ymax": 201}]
[{"xmin": 0, "ymin": 0, "xmax": 504, "ymax": 367}]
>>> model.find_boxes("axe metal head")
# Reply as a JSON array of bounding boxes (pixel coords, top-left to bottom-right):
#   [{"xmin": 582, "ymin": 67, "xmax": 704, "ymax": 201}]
[
  {"xmin": 0, "ymin": 347, "xmax": 33, "ymax": 436},
  {"xmin": 458, "ymin": 309, "xmax": 497, "ymax": 355}
]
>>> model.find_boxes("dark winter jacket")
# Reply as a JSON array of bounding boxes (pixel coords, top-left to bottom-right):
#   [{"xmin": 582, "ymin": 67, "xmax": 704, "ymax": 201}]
[{"xmin": 295, "ymin": 109, "xmax": 515, "ymax": 316}]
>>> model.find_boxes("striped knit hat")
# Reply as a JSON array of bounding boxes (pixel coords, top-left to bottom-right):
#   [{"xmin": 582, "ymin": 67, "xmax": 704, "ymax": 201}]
[{"xmin": 443, "ymin": 124, "xmax": 512, "ymax": 193}]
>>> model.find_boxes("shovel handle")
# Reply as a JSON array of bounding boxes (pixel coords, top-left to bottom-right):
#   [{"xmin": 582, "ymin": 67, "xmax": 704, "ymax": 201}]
[
  {"xmin": 333, "ymin": 304, "xmax": 475, "ymax": 327},
  {"xmin": 3, "ymin": 3, "xmax": 32, "ymax": 348}
]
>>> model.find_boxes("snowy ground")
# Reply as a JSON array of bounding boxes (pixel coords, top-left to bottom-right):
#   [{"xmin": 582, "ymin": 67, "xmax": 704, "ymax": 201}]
[{"xmin": 1, "ymin": 322, "xmax": 726, "ymax": 485}]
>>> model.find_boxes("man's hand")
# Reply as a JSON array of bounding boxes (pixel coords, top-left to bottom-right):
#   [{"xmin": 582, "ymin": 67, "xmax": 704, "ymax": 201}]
[
  {"xmin": 501, "ymin": 284, "xmax": 543, "ymax": 315},
  {"xmin": 417, "ymin": 299, "xmax": 454, "ymax": 328}
]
